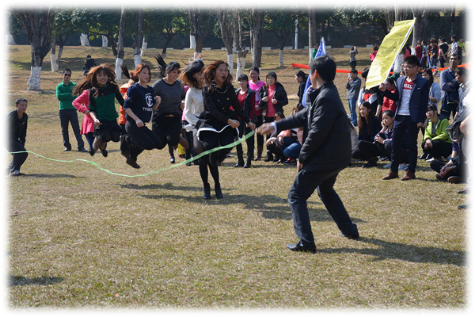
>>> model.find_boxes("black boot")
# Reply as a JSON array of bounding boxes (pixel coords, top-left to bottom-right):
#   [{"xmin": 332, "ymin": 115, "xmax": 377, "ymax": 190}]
[
  {"xmin": 215, "ymin": 183, "xmax": 223, "ymax": 199},
  {"xmin": 203, "ymin": 183, "xmax": 211, "ymax": 200},
  {"xmin": 235, "ymin": 145, "xmax": 244, "ymax": 167},
  {"xmin": 243, "ymin": 156, "xmax": 252, "ymax": 168}
]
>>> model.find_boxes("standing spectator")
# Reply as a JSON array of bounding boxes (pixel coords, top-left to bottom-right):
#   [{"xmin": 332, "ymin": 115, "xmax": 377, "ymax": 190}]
[
  {"xmin": 450, "ymin": 35, "xmax": 459, "ymax": 56},
  {"xmin": 457, "ymin": 37, "xmax": 465, "ymax": 63},
  {"xmin": 429, "ymin": 38, "xmax": 439, "ymax": 69},
  {"xmin": 257, "ymin": 55, "xmax": 359, "ymax": 253},
  {"xmin": 438, "ymin": 38, "xmax": 449, "ymax": 68},
  {"xmin": 349, "ymin": 46, "xmax": 358, "ymax": 71},
  {"xmin": 455, "ymin": 67, "xmax": 469, "ymax": 117},
  {"xmin": 295, "ymin": 70, "xmax": 307, "ymax": 111},
  {"xmin": 235, "ymin": 74, "xmax": 256, "ymax": 168},
  {"xmin": 370, "ymin": 44, "xmax": 379, "ymax": 62},
  {"xmin": 421, "ymin": 68, "xmax": 442, "ymax": 108},
  {"xmin": 248, "ymin": 67, "xmax": 266, "ymax": 161},
  {"xmin": 379, "ymin": 55, "xmax": 430, "ymax": 181},
  {"xmin": 6, "ymin": 98, "xmax": 29, "ymax": 176},
  {"xmin": 345, "ymin": 69, "xmax": 361, "ymax": 126},
  {"xmin": 83, "ymin": 55, "xmax": 96, "ymax": 76},
  {"xmin": 440, "ymin": 53, "xmax": 461, "ymax": 120},
  {"xmin": 258, "ymin": 71, "xmax": 288, "ymax": 162},
  {"xmin": 376, "ymin": 77, "xmax": 397, "ymax": 118},
  {"xmin": 414, "ymin": 40, "xmax": 423, "ymax": 64},
  {"xmin": 420, "ymin": 104, "xmax": 452, "ymax": 161},
  {"xmin": 56, "ymin": 69, "xmax": 87, "ymax": 152}
]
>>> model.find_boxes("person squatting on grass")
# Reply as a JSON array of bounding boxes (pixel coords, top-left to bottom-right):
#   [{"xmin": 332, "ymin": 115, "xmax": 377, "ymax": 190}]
[
  {"xmin": 119, "ymin": 63, "xmax": 162, "ymax": 169},
  {"xmin": 74, "ymin": 64, "xmax": 124, "ymax": 158},
  {"xmin": 195, "ymin": 60, "xmax": 256, "ymax": 199},
  {"xmin": 258, "ymin": 55, "xmax": 359, "ymax": 254},
  {"xmin": 7, "ymin": 98, "xmax": 29, "ymax": 176}
]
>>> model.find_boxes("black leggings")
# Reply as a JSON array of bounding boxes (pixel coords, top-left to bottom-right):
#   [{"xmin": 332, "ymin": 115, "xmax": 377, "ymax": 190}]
[
  {"xmin": 152, "ymin": 115, "xmax": 182, "ymax": 150},
  {"xmin": 421, "ymin": 140, "xmax": 452, "ymax": 159},
  {"xmin": 95, "ymin": 120, "xmax": 121, "ymax": 143},
  {"xmin": 193, "ymin": 135, "xmax": 219, "ymax": 186},
  {"xmin": 125, "ymin": 121, "xmax": 161, "ymax": 151},
  {"xmin": 199, "ymin": 126, "xmax": 236, "ymax": 164}
]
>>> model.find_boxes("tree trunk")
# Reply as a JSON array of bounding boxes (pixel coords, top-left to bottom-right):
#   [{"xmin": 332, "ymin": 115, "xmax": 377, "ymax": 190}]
[
  {"xmin": 80, "ymin": 33, "xmax": 90, "ymax": 46},
  {"xmin": 227, "ymin": 54, "xmax": 234, "ymax": 76},
  {"xmin": 308, "ymin": 7, "xmax": 317, "ymax": 63},
  {"xmin": 102, "ymin": 35, "xmax": 108, "ymax": 48},
  {"xmin": 217, "ymin": 8, "xmax": 235, "ymax": 74},
  {"xmin": 411, "ymin": 6, "xmax": 429, "ymax": 48},
  {"xmin": 133, "ymin": 9, "xmax": 144, "ymax": 67},
  {"xmin": 279, "ymin": 50, "xmax": 284, "ymax": 67},
  {"xmin": 141, "ymin": 36, "xmax": 147, "ymax": 57},
  {"xmin": 14, "ymin": 8, "xmax": 55, "ymax": 90},
  {"xmin": 6, "ymin": 34, "xmax": 16, "ymax": 45},
  {"xmin": 50, "ymin": 37, "xmax": 58, "ymax": 72},
  {"xmin": 235, "ymin": 10, "xmax": 247, "ymax": 78},
  {"xmin": 57, "ymin": 45, "xmax": 64, "ymax": 64},
  {"xmin": 115, "ymin": 7, "xmax": 126, "ymax": 80},
  {"xmin": 251, "ymin": 9, "xmax": 264, "ymax": 68},
  {"xmin": 190, "ymin": 34, "xmax": 196, "ymax": 49}
]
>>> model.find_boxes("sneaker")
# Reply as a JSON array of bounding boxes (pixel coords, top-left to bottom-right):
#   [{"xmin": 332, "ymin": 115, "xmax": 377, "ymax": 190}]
[
  {"xmin": 458, "ymin": 199, "xmax": 473, "ymax": 209},
  {"xmin": 426, "ymin": 157, "xmax": 435, "ymax": 162},
  {"xmin": 458, "ymin": 188, "xmax": 468, "ymax": 195}
]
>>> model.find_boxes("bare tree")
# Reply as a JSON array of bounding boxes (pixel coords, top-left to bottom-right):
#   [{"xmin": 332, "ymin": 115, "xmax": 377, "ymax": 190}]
[
  {"xmin": 217, "ymin": 8, "xmax": 235, "ymax": 74},
  {"xmin": 250, "ymin": 8, "xmax": 264, "ymax": 68},
  {"xmin": 236, "ymin": 10, "xmax": 248, "ymax": 78},
  {"xmin": 115, "ymin": 7, "xmax": 126, "ymax": 81},
  {"xmin": 189, "ymin": 7, "xmax": 213, "ymax": 59},
  {"xmin": 411, "ymin": 5, "xmax": 430, "ymax": 48},
  {"xmin": 308, "ymin": 7, "xmax": 316, "ymax": 63},
  {"xmin": 133, "ymin": 9, "xmax": 144, "ymax": 67},
  {"xmin": 14, "ymin": 8, "xmax": 55, "ymax": 90}
]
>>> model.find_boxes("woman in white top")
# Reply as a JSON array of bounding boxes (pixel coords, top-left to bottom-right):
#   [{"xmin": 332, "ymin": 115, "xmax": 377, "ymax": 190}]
[{"xmin": 181, "ymin": 59, "xmax": 220, "ymax": 199}]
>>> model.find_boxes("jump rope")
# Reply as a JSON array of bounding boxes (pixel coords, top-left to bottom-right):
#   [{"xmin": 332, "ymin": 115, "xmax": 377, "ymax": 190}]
[{"xmin": 8, "ymin": 130, "xmax": 256, "ymax": 178}]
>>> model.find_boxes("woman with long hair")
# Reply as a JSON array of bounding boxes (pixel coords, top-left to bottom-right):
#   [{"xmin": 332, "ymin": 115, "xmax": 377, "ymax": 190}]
[
  {"xmin": 248, "ymin": 66, "xmax": 266, "ymax": 161},
  {"xmin": 351, "ymin": 101, "xmax": 381, "ymax": 167},
  {"xmin": 181, "ymin": 59, "xmax": 221, "ymax": 199},
  {"xmin": 421, "ymin": 104, "xmax": 452, "ymax": 161},
  {"xmin": 73, "ymin": 64, "xmax": 123, "ymax": 157},
  {"xmin": 196, "ymin": 60, "xmax": 255, "ymax": 199},
  {"xmin": 258, "ymin": 71, "xmax": 288, "ymax": 161},
  {"xmin": 152, "ymin": 55, "xmax": 188, "ymax": 164},
  {"xmin": 295, "ymin": 70, "xmax": 307, "ymax": 111},
  {"xmin": 119, "ymin": 63, "xmax": 161, "ymax": 168}
]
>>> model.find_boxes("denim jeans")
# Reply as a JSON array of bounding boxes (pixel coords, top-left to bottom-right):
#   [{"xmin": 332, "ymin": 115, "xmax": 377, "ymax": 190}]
[
  {"xmin": 288, "ymin": 167, "xmax": 357, "ymax": 246},
  {"xmin": 347, "ymin": 98, "xmax": 357, "ymax": 126}
]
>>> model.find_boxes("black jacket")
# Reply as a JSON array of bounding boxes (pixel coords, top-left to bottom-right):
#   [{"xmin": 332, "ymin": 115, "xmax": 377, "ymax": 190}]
[
  {"xmin": 258, "ymin": 82, "xmax": 288, "ymax": 117},
  {"xmin": 276, "ymin": 81, "xmax": 351, "ymax": 171}
]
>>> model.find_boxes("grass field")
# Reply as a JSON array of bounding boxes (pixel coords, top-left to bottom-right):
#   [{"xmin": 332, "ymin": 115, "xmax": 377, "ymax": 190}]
[{"xmin": 4, "ymin": 44, "xmax": 468, "ymax": 311}]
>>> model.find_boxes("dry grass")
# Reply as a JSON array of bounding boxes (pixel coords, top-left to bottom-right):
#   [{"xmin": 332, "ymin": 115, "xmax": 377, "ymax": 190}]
[{"xmin": 6, "ymin": 44, "xmax": 467, "ymax": 310}]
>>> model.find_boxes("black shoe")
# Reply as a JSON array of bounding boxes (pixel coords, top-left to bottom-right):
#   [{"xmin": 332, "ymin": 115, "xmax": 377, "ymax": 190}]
[
  {"xmin": 78, "ymin": 147, "xmax": 88, "ymax": 152},
  {"xmin": 125, "ymin": 158, "xmax": 140, "ymax": 169},
  {"xmin": 89, "ymin": 149, "xmax": 96, "ymax": 156},
  {"xmin": 203, "ymin": 183, "xmax": 211, "ymax": 200},
  {"xmin": 362, "ymin": 158, "xmax": 377, "ymax": 168},
  {"xmin": 64, "ymin": 147, "xmax": 71, "ymax": 152},
  {"xmin": 342, "ymin": 231, "xmax": 360, "ymax": 240},
  {"xmin": 100, "ymin": 148, "xmax": 108, "ymax": 157},
  {"xmin": 215, "ymin": 183, "xmax": 223, "ymax": 199},
  {"xmin": 458, "ymin": 188, "xmax": 468, "ymax": 195},
  {"xmin": 286, "ymin": 241, "xmax": 317, "ymax": 253},
  {"xmin": 243, "ymin": 162, "xmax": 251, "ymax": 168},
  {"xmin": 418, "ymin": 153, "xmax": 427, "ymax": 159},
  {"xmin": 458, "ymin": 199, "xmax": 473, "ymax": 209},
  {"xmin": 234, "ymin": 161, "xmax": 244, "ymax": 167},
  {"xmin": 170, "ymin": 156, "xmax": 175, "ymax": 164}
]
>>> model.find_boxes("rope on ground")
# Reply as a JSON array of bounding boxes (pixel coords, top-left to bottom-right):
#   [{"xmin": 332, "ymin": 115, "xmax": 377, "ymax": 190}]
[{"xmin": 8, "ymin": 131, "xmax": 256, "ymax": 178}]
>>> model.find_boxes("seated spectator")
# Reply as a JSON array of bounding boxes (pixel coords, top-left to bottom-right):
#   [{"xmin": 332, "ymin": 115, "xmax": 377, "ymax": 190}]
[
  {"xmin": 351, "ymin": 101, "xmax": 381, "ymax": 167},
  {"xmin": 430, "ymin": 145, "xmax": 465, "ymax": 183},
  {"xmin": 420, "ymin": 104, "xmax": 452, "ymax": 161}
]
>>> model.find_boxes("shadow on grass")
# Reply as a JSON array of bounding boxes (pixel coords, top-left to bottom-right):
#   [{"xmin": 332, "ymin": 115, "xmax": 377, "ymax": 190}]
[
  {"xmin": 125, "ymin": 182, "xmax": 366, "ymax": 223},
  {"xmin": 319, "ymin": 237, "xmax": 465, "ymax": 266},
  {"xmin": 23, "ymin": 173, "xmax": 85, "ymax": 179},
  {"xmin": 9, "ymin": 275, "xmax": 64, "ymax": 287}
]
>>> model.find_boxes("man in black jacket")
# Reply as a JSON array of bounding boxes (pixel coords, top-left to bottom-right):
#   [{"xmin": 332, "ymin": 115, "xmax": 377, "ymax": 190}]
[
  {"xmin": 258, "ymin": 56, "xmax": 359, "ymax": 253},
  {"xmin": 7, "ymin": 98, "xmax": 29, "ymax": 176}
]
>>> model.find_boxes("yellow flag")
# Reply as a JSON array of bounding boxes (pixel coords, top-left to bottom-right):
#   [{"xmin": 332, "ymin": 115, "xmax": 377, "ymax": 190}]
[{"xmin": 365, "ymin": 18, "xmax": 416, "ymax": 89}]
